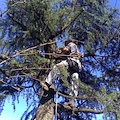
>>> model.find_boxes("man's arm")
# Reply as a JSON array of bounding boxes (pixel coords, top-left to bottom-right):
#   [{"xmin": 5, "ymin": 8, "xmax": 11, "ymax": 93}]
[
  {"xmin": 62, "ymin": 47, "xmax": 69, "ymax": 54},
  {"xmin": 57, "ymin": 47, "xmax": 69, "ymax": 54}
]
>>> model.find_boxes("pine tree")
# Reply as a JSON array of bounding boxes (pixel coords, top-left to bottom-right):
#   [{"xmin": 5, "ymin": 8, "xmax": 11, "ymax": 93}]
[{"xmin": 0, "ymin": 0, "xmax": 120, "ymax": 120}]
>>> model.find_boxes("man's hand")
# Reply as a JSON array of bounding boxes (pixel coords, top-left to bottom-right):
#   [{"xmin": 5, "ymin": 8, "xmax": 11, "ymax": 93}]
[
  {"xmin": 56, "ymin": 47, "xmax": 69, "ymax": 54},
  {"xmin": 57, "ymin": 49, "xmax": 63, "ymax": 54},
  {"xmin": 62, "ymin": 47, "xmax": 69, "ymax": 54}
]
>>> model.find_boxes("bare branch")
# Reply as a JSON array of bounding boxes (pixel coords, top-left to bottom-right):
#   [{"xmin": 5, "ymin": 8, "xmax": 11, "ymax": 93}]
[
  {"xmin": 8, "ymin": 67, "xmax": 52, "ymax": 72},
  {"xmin": 58, "ymin": 104, "xmax": 104, "ymax": 114},
  {"xmin": 0, "ymin": 79, "xmax": 39, "ymax": 102}
]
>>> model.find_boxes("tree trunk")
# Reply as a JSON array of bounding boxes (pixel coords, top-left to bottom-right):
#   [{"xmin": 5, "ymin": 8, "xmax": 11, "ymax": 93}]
[{"xmin": 36, "ymin": 89, "xmax": 55, "ymax": 120}]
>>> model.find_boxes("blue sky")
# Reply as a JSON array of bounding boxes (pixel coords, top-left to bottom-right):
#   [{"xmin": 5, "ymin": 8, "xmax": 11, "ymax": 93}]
[
  {"xmin": 0, "ymin": 96, "xmax": 28, "ymax": 120},
  {"xmin": 0, "ymin": 0, "xmax": 120, "ymax": 120}
]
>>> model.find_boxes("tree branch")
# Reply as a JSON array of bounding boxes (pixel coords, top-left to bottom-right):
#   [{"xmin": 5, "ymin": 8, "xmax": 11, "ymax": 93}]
[
  {"xmin": 0, "ymin": 79, "xmax": 39, "ymax": 102},
  {"xmin": 57, "ymin": 104, "xmax": 104, "ymax": 114},
  {"xmin": 22, "ymin": 72, "xmax": 97, "ymax": 101},
  {"xmin": 95, "ymin": 21, "xmax": 120, "ymax": 52},
  {"xmin": 0, "ymin": 1, "xmax": 25, "ymax": 17},
  {"xmin": 7, "ymin": 14, "xmax": 27, "ymax": 30},
  {"xmin": 49, "ymin": 8, "xmax": 84, "ymax": 39},
  {"xmin": 84, "ymin": 52, "xmax": 120, "ymax": 57},
  {"xmin": 0, "ymin": 54, "xmax": 9, "ymax": 60}
]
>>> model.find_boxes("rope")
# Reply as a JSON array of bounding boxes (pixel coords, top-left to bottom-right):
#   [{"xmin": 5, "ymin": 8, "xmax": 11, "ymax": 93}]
[{"xmin": 55, "ymin": 91, "xmax": 58, "ymax": 120}]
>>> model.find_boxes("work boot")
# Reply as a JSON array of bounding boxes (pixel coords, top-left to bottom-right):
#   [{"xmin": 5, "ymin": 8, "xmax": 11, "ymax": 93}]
[{"xmin": 64, "ymin": 100, "xmax": 75, "ymax": 107}]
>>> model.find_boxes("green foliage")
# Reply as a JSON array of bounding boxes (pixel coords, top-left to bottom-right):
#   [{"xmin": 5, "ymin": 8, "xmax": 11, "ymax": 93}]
[
  {"xmin": 57, "ymin": 65, "xmax": 70, "ymax": 87},
  {"xmin": 0, "ymin": 94, "xmax": 8, "ymax": 115},
  {"xmin": 0, "ymin": 94, "xmax": 7, "ymax": 100},
  {"xmin": 0, "ymin": 0, "xmax": 120, "ymax": 119}
]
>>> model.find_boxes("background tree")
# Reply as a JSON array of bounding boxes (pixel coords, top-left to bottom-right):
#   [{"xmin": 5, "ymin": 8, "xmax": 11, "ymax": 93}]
[{"xmin": 0, "ymin": 0, "xmax": 120, "ymax": 120}]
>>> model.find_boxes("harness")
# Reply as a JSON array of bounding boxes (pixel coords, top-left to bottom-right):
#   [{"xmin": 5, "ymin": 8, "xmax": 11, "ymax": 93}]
[
  {"xmin": 70, "ymin": 53, "xmax": 81, "ymax": 59},
  {"xmin": 67, "ymin": 54, "xmax": 80, "ymax": 73}
]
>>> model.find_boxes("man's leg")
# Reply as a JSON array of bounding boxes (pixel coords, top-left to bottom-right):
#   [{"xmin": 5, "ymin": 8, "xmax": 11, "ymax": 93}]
[
  {"xmin": 45, "ymin": 60, "xmax": 69, "ymax": 90},
  {"xmin": 70, "ymin": 72, "xmax": 79, "ymax": 96},
  {"xmin": 65, "ymin": 72, "xmax": 79, "ymax": 107},
  {"xmin": 45, "ymin": 65, "xmax": 60, "ymax": 85}
]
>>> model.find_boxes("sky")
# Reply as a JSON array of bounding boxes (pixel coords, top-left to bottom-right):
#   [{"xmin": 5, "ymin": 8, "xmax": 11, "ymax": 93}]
[
  {"xmin": 0, "ymin": 1, "xmax": 29, "ymax": 120},
  {"xmin": 0, "ymin": 0, "xmax": 120, "ymax": 120},
  {"xmin": 0, "ymin": 95, "xmax": 29, "ymax": 120}
]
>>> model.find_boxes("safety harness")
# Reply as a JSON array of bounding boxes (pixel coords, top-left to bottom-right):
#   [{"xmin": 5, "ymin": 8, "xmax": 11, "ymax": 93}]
[
  {"xmin": 67, "ymin": 53, "xmax": 81, "ymax": 72},
  {"xmin": 70, "ymin": 53, "xmax": 81, "ymax": 59}
]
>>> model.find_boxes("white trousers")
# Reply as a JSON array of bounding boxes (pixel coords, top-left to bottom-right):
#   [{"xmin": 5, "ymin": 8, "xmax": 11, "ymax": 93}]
[{"xmin": 45, "ymin": 59, "xmax": 82, "ymax": 96}]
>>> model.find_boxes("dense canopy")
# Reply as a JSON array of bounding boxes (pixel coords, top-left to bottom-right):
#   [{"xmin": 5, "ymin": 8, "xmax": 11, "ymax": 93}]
[{"xmin": 0, "ymin": 0, "xmax": 120, "ymax": 120}]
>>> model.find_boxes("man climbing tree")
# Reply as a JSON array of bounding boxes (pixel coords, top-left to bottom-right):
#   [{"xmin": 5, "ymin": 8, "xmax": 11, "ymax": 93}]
[
  {"xmin": 0, "ymin": 0, "xmax": 120, "ymax": 120},
  {"xmin": 42, "ymin": 39, "xmax": 83, "ymax": 107}
]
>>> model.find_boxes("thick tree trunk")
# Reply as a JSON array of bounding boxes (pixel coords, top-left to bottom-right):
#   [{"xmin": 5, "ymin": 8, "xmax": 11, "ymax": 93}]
[
  {"xmin": 36, "ymin": 41, "xmax": 56, "ymax": 120},
  {"xmin": 36, "ymin": 89, "xmax": 55, "ymax": 120},
  {"xmin": 36, "ymin": 99, "xmax": 54, "ymax": 120}
]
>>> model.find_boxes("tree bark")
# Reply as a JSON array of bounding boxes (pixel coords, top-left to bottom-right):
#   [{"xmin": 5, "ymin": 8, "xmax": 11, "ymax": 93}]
[{"xmin": 36, "ymin": 89, "xmax": 55, "ymax": 120}]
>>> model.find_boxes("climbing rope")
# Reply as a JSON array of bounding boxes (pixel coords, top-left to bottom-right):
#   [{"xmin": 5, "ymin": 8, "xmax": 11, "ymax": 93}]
[{"xmin": 55, "ymin": 91, "xmax": 58, "ymax": 120}]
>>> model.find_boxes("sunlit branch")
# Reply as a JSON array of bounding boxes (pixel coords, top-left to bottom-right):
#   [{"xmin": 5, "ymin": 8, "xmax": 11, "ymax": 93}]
[
  {"xmin": 0, "ymin": 49, "xmax": 119, "ymax": 67},
  {"xmin": 15, "ymin": 51, "xmax": 120, "ymax": 58},
  {"xmin": 7, "ymin": 67, "xmax": 52, "ymax": 72},
  {"xmin": 0, "ymin": 39, "xmax": 66, "ymax": 65}
]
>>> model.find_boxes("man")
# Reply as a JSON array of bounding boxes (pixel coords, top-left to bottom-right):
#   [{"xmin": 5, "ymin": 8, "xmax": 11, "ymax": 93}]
[{"xmin": 43, "ymin": 39, "xmax": 83, "ymax": 106}]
